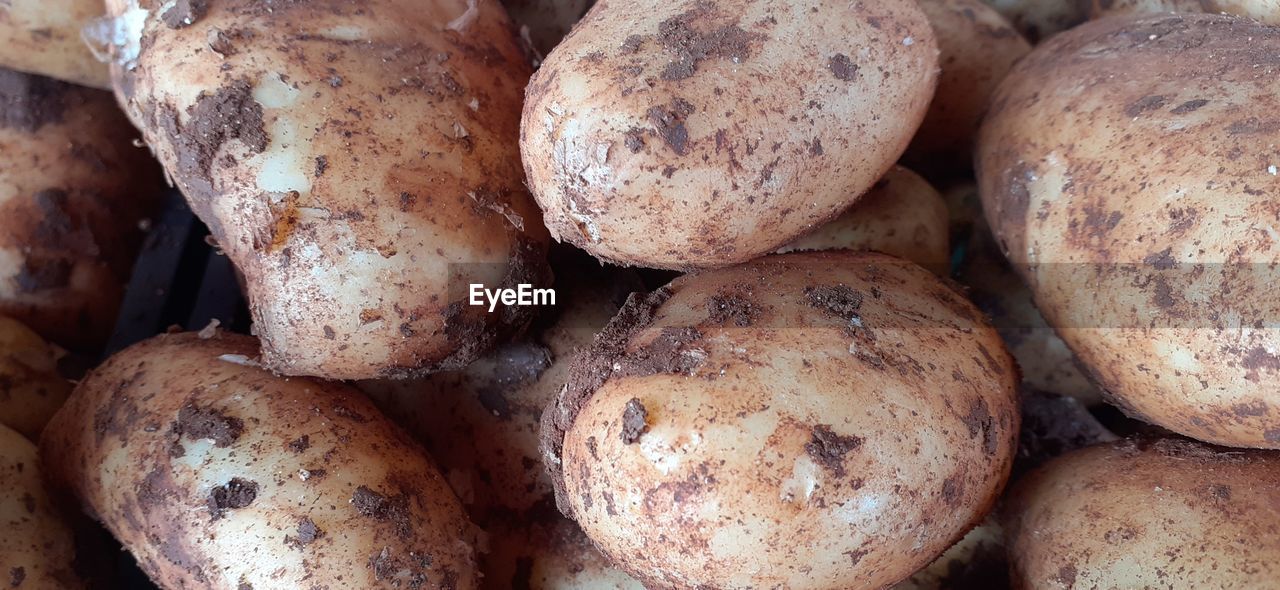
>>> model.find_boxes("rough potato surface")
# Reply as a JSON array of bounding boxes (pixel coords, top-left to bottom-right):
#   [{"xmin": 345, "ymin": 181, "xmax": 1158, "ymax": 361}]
[
  {"xmin": 0, "ymin": 0, "xmax": 111, "ymax": 88},
  {"xmin": 1087, "ymin": 0, "xmax": 1280, "ymax": 24},
  {"xmin": 0, "ymin": 424, "xmax": 85, "ymax": 589}
]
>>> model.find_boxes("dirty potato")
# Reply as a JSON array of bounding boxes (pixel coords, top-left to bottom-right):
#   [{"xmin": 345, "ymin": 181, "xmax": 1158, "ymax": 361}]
[
  {"xmin": 0, "ymin": 316, "xmax": 71, "ymax": 439},
  {"xmin": 521, "ymin": 0, "xmax": 939, "ymax": 270},
  {"xmin": 981, "ymin": 0, "xmax": 1089, "ymax": 42},
  {"xmin": 0, "ymin": 0, "xmax": 110, "ymax": 88},
  {"xmin": 503, "ymin": 0, "xmax": 593, "ymax": 57},
  {"xmin": 541, "ymin": 251, "xmax": 1020, "ymax": 589},
  {"xmin": 905, "ymin": 0, "xmax": 1031, "ymax": 175},
  {"xmin": 95, "ymin": 0, "xmax": 550, "ymax": 379},
  {"xmin": 777, "ymin": 166, "xmax": 950, "ymax": 273},
  {"xmin": 1087, "ymin": 0, "xmax": 1280, "ymax": 23},
  {"xmin": 1, "ymin": 423, "xmax": 86, "ymax": 589},
  {"xmin": 40, "ymin": 331, "xmax": 479, "ymax": 589},
  {"xmin": 978, "ymin": 13, "xmax": 1280, "ymax": 447},
  {"xmin": 1003, "ymin": 438, "xmax": 1280, "ymax": 588},
  {"xmin": 892, "ymin": 520, "xmax": 1008, "ymax": 590},
  {"xmin": 0, "ymin": 67, "xmax": 163, "ymax": 352}
]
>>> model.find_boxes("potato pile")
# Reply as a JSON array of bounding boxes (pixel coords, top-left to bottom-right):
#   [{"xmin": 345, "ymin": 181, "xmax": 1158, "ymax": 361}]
[{"xmin": 3, "ymin": 0, "xmax": 1280, "ymax": 589}]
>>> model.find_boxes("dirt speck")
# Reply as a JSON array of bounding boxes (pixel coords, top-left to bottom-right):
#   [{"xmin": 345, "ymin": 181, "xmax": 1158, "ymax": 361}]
[
  {"xmin": 621, "ymin": 398, "xmax": 649, "ymax": 444},
  {"xmin": 657, "ymin": 6, "xmax": 762, "ymax": 81},
  {"xmin": 805, "ymin": 425, "xmax": 863, "ymax": 478},
  {"xmin": 208, "ymin": 477, "xmax": 258, "ymax": 520},
  {"xmin": 352, "ymin": 486, "xmax": 412, "ymax": 539},
  {"xmin": 162, "ymin": 0, "xmax": 209, "ymax": 29},
  {"xmin": 828, "ymin": 54, "xmax": 859, "ymax": 81},
  {"xmin": 647, "ymin": 98, "xmax": 695, "ymax": 156},
  {"xmin": 173, "ymin": 403, "xmax": 244, "ymax": 447}
]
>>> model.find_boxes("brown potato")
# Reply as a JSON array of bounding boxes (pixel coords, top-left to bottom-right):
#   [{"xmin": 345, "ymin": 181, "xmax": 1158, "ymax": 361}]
[
  {"xmin": 0, "ymin": 316, "xmax": 72, "ymax": 439},
  {"xmin": 96, "ymin": 0, "xmax": 550, "ymax": 379},
  {"xmin": 1087, "ymin": 0, "xmax": 1280, "ymax": 23},
  {"xmin": 0, "ymin": 0, "xmax": 110, "ymax": 88},
  {"xmin": 777, "ymin": 166, "xmax": 950, "ymax": 274},
  {"xmin": 982, "ymin": 0, "xmax": 1089, "ymax": 42},
  {"xmin": 0, "ymin": 423, "xmax": 85, "ymax": 589},
  {"xmin": 542, "ymin": 251, "xmax": 1020, "ymax": 589},
  {"xmin": 40, "ymin": 331, "xmax": 480, "ymax": 589},
  {"xmin": 905, "ymin": 0, "xmax": 1031, "ymax": 175},
  {"xmin": 0, "ymin": 67, "xmax": 163, "ymax": 352},
  {"xmin": 1004, "ymin": 438, "xmax": 1280, "ymax": 588},
  {"xmin": 978, "ymin": 13, "xmax": 1280, "ymax": 448},
  {"xmin": 521, "ymin": 0, "xmax": 939, "ymax": 269}
]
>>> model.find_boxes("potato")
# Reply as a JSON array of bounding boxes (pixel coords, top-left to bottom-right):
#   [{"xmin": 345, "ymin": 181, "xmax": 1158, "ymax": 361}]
[
  {"xmin": 777, "ymin": 166, "xmax": 950, "ymax": 274},
  {"xmin": 541, "ymin": 251, "xmax": 1020, "ymax": 589},
  {"xmin": 977, "ymin": 13, "xmax": 1280, "ymax": 448},
  {"xmin": 39, "ymin": 331, "xmax": 480, "ymax": 589},
  {"xmin": 904, "ymin": 0, "xmax": 1031, "ymax": 175},
  {"xmin": 0, "ymin": 423, "xmax": 85, "ymax": 589},
  {"xmin": 1087, "ymin": 0, "xmax": 1280, "ymax": 24},
  {"xmin": 0, "ymin": 0, "xmax": 110, "ymax": 88},
  {"xmin": 95, "ymin": 0, "xmax": 550, "ymax": 379},
  {"xmin": 1003, "ymin": 438, "xmax": 1280, "ymax": 588},
  {"xmin": 982, "ymin": 0, "xmax": 1089, "ymax": 42},
  {"xmin": 892, "ymin": 521, "xmax": 1007, "ymax": 590},
  {"xmin": 521, "ymin": 0, "xmax": 939, "ymax": 270},
  {"xmin": 504, "ymin": 0, "xmax": 593, "ymax": 57},
  {"xmin": 0, "ymin": 316, "xmax": 71, "ymax": 439},
  {"xmin": 0, "ymin": 67, "xmax": 163, "ymax": 352}
]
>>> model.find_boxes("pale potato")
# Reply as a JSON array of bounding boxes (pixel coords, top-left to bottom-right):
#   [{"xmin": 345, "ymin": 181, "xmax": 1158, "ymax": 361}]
[
  {"xmin": 521, "ymin": 0, "xmax": 939, "ymax": 269},
  {"xmin": 1087, "ymin": 0, "xmax": 1280, "ymax": 23},
  {"xmin": 982, "ymin": 0, "xmax": 1089, "ymax": 41},
  {"xmin": 40, "ymin": 331, "xmax": 480, "ymax": 589},
  {"xmin": 0, "ymin": 67, "xmax": 162, "ymax": 352},
  {"xmin": 95, "ymin": 0, "xmax": 550, "ymax": 379},
  {"xmin": 1004, "ymin": 438, "xmax": 1280, "ymax": 588},
  {"xmin": 978, "ymin": 13, "xmax": 1280, "ymax": 447},
  {"xmin": 542, "ymin": 251, "xmax": 1020, "ymax": 589},
  {"xmin": 778, "ymin": 166, "xmax": 950, "ymax": 274},
  {"xmin": 0, "ymin": 423, "xmax": 85, "ymax": 589},
  {"xmin": 0, "ymin": 316, "xmax": 71, "ymax": 439},
  {"xmin": 0, "ymin": 0, "xmax": 110, "ymax": 88}
]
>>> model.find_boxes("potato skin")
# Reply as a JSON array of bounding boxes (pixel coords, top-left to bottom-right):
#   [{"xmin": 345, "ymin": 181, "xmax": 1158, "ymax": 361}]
[
  {"xmin": 521, "ymin": 0, "xmax": 939, "ymax": 270},
  {"xmin": 0, "ymin": 0, "xmax": 110, "ymax": 88},
  {"xmin": 100, "ymin": 0, "xmax": 550, "ymax": 379},
  {"xmin": 0, "ymin": 316, "xmax": 72, "ymax": 439},
  {"xmin": 0, "ymin": 423, "xmax": 85, "ymax": 589},
  {"xmin": 978, "ymin": 13, "xmax": 1280, "ymax": 447},
  {"xmin": 542, "ymin": 251, "xmax": 1020, "ymax": 589},
  {"xmin": 0, "ymin": 68, "xmax": 163, "ymax": 352},
  {"xmin": 778, "ymin": 166, "xmax": 950, "ymax": 274},
  {"xmin": 1003, "ymin": 438, "xmax": 1280, "ymax": 589},
  {"xmin": 1087, "ymin": 0, "xmax": 1280, "ymax": 24},
  {"xmin": 39, "ymin": 331, "xmax": 479, "ymax": 589}
]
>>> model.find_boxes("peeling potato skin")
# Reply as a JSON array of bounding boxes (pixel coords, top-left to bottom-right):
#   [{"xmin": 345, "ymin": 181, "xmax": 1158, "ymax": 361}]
[
  {"xmin": 977, "ymin": 13, "xmax": 1280, "ymax": 447},
  {"xmin": 1087, "ymin": 0, "xmax": 1280, "ymax": 24},
  {"xmin": 520, "ymin": 0, "xmax": 939, "ymax": 270},
  {"xmin": 0, "ymin": 68, "xmax": 163, "ymax": 352},
  {"xmin": 103, "ymin": 0, "xmax": 550, "ymax": 380},
  {"xmin": 39, "ymin": 331, "xmax": 479, "ymax": 589},
  {"xmin": 0, "ymin": 0, "xmax": 111, "ymax": 88},
  {"xmin": 0, "ymin": 316, "xmax": 72, "ymax": 439},
  {"xmin": 905, "ymin": 0, "xmax": 1030, "ymax": 176},
  {"xmin": 503, "ymin": 0, "xmax": 593, "ymax": 56},
  {"xmin": 981, "ymin": 0, "xmax": 1089, "ymax": 43},
  {"xmin": 543, "ymin": 251, "xmax": 1019, "ymax": 589},
  {"xmin": 0, "ymin": 423, "xmax": 86, "ymax": 589},
  {"xmin": 778, "ymin": 166, "xmax": 951, "ymax": 274},
  {"xmin": 1003, "ymin": 438, "xmax": 1280, "ymax": 589}
]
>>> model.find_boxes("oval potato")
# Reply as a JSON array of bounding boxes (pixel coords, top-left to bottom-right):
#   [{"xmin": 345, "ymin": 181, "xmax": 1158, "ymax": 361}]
[
  {"xmin": 40, "ymin": 331, "xmax": 479, "ymax": 589},
  {"xmin": 0, "ymin": 0, "xmax": 110, "ymax": 88},
  {"xmin": 542, "ymin": 251, "xmax": 1019, "ymax": 589},
  {"xmin": 0, "ymin": 423, "xmax": 85, "ymax": 589},
  {"xmin": 0, "ymin": 316, "xmax": 71, "ymax": 439},
  {"xmin": 521, "ymin": 0, "xmax": 939, "ymax": 269},
  {"xmin": 1087, "ymin": 0, "xmax": 1280, "ymax": 24}
]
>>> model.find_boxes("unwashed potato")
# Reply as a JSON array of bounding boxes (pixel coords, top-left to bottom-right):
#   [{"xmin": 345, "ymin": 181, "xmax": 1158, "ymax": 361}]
[
  {"xmin": 541, "ymin": 250, "xmax": 1020, "ymax": 589},
  {"xmin": 1004, "ymin": 438, "xmax": 1280, "ymax": 588},
  {"xmin": 0, "ymin": 67, "xmax": 163, "ymax": 352},
  {"xmin": 905, "ymin": 0, "xmax": 1031, "ymax": 176},
  {"xmin": 504, "ymin": 0, "xmax": 593, "ymax": 57},
  {"xmin": 1087, "ymin": 0, "xmax": 1280, "ymax": 23},
  {"xmin": 0, "ymin": 423, "xmax": 85, "ymax": 589},
  {"xmin": 521, "ymin": 0, "xmax": 939, "ymax": 270},
  {"xmin": 0, "ymin": 0, "xmax": 110, "ymax": 88},
  {"xmin": 981, "ymin": 0, "xmax": 1089, "ymax": 42},
  {"xmin": 978, "ymin": 13, "xmax": 1280, "ymax": 448},
  {"xmin": 96, "ymin": 0, "xmax": 550, "ymax": 379},
  {"xmin": 892, "ymin": 521, "xmax": 1008, "ymax": 590},
  {"xmin": 0, "ymin": 316, "xmax": 71, "ymax": 439},
  {"xmin": 361, "ymin": 256, "xmax": 644, "ymax": 589},
  {"xmin": 40, "ymin": 331, "xmax": 480, "ymax": 589},
  {"xmin": 777, "ymin": 166, "xmax": 950, "ymax": 274}
]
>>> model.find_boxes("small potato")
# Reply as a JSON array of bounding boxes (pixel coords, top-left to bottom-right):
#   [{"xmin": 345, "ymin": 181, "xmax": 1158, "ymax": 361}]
[
  {"xmin": 0, "ymin": 423, "xmax": 85, "ymax": 589},
  {"xmin": 40, "ymin": 331, "xmax": 479, "ymax": 589},
  {"xmin": 1003, "ymin": 438, "xmax": 1280, "ymax": 588},
  {"xmin": 521, "ymin": 0, "xmax": 939, "ymax": 269},
  {"xmin": 0, "ymin": 0, "xmax": 110, "ymax": 88},
  {"xmin": 1087, "ymin": 0, "xmax": 1280, "ymax": 23},
  {"xmin": 97, "ymin": 0, "xmax": 550, "ymax": 379},
  {"xmin": 503, "ymin": 0, "xmax": 593, "ymax": 57},
  {"xmin": 978, "ymin": 13, "xmax": 1280, "ymax": 447},
  {"xmin": 982, "ymin": 0, "xmax": 1089, "ymax": 42},
  {"xmin": 777, "ymin": 166, "xmax": 950, "ymax": 274},
  {"xmin": 0, "ymin": 316, "xmax": 71, "ymax": 439},
  {"xmin": 542, "ymin": 251, "xmax": 1020, "ymax": 589},
  {"xmin": 905, "ymin": 0, "xmax": 1031, "ymax": 174},
  {"xmin": 0, "ymin": 68, "xmax": 163, "ymax": 352},
  {"xmin": 892, "ymin": 521, "xmax": 1007, "ymax": 590}
]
